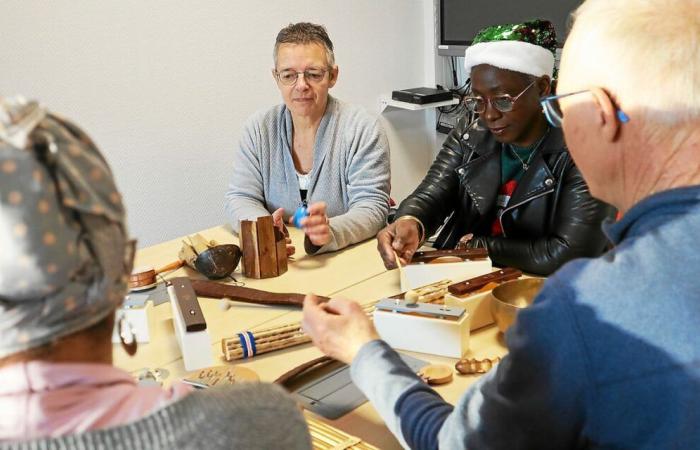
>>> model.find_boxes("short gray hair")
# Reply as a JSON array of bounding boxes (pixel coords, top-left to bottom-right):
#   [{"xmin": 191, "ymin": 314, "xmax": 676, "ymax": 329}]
[
  {"xmin": 562, "ymin": 0, "xmax": 700, "ymax": 127},
  {"xmin": 273, "ymin": 22, "xmax": 335, "ymax": 68}
]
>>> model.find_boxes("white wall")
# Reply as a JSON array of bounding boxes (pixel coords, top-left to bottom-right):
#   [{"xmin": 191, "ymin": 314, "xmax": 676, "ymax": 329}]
[{"xmin": 0, "ymin": 0, "xmax": 437, "ymax": 247}]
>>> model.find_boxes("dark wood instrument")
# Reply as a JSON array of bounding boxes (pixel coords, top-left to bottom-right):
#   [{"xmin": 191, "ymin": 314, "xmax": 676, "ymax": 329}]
[
  {"xmin": 169, "ymin": 277, "xmax": 206, "ymax": 332},
  {"xmin": 274, "ymin": 355, "xmax": 336, "ymax": 388},
  {"xmin": 410, "ymin": 248, "xmax": 489, "ymax": 264},
  {"xmin": 128, "ymin": 260, "xmax": 184, "ymax": 290},
  {"xmin": 447, "ymin": 267, "xmax": 523, "ymax": 296},
  {"xmin": 191, "ymin": 279, "xmax": 329, "ymax": 307}
]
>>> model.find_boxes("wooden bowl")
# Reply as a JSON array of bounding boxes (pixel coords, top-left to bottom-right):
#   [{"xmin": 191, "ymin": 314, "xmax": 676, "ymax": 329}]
[{"xmin": 489, "ymin": 278, "xmax": 545, "ymax": 333}]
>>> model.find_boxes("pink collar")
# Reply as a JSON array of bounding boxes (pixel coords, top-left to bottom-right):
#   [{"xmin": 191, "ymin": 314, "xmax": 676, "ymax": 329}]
[{"xmin": 0, "ymin": 361, "xmax": 191, "ymax": 442}]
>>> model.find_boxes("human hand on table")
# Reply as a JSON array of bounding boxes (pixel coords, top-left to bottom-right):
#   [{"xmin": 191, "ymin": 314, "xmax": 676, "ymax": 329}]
[
  {"xmin": 295, "ymin": 201, "xmax": 331, "ymax": 247},
  {"xmin": 376, "ymin": 218, "xmax": 422, "ymax": 269},
  {"xmin": 302, "ymin": 294, "xmax": 380, "ymax": 365},
  {"xmin": 271, "ymin": 208, "xmax": 295, "ymax": 256}
]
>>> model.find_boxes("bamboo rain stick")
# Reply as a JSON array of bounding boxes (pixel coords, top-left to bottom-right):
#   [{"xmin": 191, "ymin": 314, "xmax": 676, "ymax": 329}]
[
  {"xmin": 225, "ymin": 336, "xmax": 312, "ymax": 360},
  {"xmin": 224, "ymin": 327, "xmax": 305, "ymax": 344},
  {"xmin": 226, "ymin": 333, "xmax": 306, "ymax": 351},
  {"xmin": 247, "ymin": 324, "xmax": 302, "ymax": 338},
  {"xmin": 225, "ymin": 328, "xmax": 305, "ymax": 347},
  {"xmin": 225, "ymin": 335, "xmax": 310, "ymax": 354},
  {"xmin": 248, "ymin": 322, "xmax": 303, "ymax": 335},
  {"xmin": 225, "ymin": 332, "xmax": 308, "ymax": 353},
  {"xmin": 233, "ymin": 302, "xmax": 376, "ymax": 343}
]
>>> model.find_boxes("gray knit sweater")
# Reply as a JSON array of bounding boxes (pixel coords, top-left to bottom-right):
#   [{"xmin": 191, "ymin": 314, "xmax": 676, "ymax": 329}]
[
  {"xmin": 0, "ymin": 384, "xmax": 311, "ymax": 449},
  {"xmin": 224, "ymin": 96, "xmax": 390, "ymax": 254}
]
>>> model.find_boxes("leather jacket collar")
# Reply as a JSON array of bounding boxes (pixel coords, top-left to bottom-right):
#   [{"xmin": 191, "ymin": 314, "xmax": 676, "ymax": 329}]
[{"xmin": 458, "ymin": 121, "xmax": 567, "ymax": 217}]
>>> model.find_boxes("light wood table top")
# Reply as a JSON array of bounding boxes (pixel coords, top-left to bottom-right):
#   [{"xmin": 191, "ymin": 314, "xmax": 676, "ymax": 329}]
[{"xmin": 115, "ymin": 227, "xmax": 508, "ymax": 449}]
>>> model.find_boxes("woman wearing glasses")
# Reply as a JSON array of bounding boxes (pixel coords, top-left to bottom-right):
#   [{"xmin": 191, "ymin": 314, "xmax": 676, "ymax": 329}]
[
  {"xmin": 225, "ymin": 22, "xmax": 390, "ymax": 255},
  {"xmin": 377, "ymin": 20, "xmax": 615, "ymax": 275}
]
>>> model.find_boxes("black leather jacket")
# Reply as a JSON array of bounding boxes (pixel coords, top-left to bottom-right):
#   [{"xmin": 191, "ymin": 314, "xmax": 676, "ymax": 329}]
[{"xmin": 395, "ymin": 117, "xmax": 616, "ymax": 275}]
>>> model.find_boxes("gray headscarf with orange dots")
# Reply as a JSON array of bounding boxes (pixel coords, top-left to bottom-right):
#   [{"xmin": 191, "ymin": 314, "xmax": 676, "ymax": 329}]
[{"xmin": 0, "ymin": 96, "xmax": 132, "ymax": 358}]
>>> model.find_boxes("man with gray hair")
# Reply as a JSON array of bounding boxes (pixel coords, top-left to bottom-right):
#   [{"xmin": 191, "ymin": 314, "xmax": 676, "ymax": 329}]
[
  {"xmin": 225, "ymin": 22, "xmax": 390, "ymax": 255},
  {"xmin": 302, "ymin": 0, "xmax": 700, "ymax": 448}
]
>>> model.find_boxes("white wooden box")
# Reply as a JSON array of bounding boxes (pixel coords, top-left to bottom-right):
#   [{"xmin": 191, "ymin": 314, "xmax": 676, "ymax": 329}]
[
  {"xmin": 444, "ymin": 291, "xmax": 495, "ymax": 331},
  {"xmin": 401, "ymin": 258, "xmax": 492, "ymax": 291},
  {"xmin": 374, "ymin": 307, "xmax": 470, "ymax": 358},
  {"xmin": 168, "ymin": 286, "xmax": 214, "ymax": 371}
]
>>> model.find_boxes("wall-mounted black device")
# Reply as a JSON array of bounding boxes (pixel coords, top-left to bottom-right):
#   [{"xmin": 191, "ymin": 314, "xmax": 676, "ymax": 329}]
[{"xmin": 391, "ymin": 87, "xmax": 454, "ymax": 105}]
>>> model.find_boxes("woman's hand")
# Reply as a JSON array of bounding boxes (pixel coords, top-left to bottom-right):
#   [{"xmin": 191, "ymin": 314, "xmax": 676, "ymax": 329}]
[
  {"xmin": 376, "ymin": 219, "xmax": 421, "ymax": 269},
  {"xmin": 299, "ymin": 202, "xmax": 331, "ymax": 247},
  {"xmin": 272, "ymin": 208, "xmax": 295, "ymax": 256},
  {"xmin": 302, "ymin": 294, "xmax": 380, "ymax": 364}
]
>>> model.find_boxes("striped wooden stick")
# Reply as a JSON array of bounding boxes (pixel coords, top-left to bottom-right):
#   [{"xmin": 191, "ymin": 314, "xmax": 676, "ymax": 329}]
[{"xmin": 221, "ymin": 301, "xmax": 378, "ymax": 361}]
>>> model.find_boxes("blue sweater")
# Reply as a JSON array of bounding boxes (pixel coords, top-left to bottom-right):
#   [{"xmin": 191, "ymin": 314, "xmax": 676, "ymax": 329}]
[{"xmin": 351, "ymin": 185, "xmax": 700, "ymax": 449}]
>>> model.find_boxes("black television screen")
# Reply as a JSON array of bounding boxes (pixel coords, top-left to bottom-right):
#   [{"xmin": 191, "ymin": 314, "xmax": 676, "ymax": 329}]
[{"xmin": 438, "ymin": 0, "xmax": 582, "ymax": 56}]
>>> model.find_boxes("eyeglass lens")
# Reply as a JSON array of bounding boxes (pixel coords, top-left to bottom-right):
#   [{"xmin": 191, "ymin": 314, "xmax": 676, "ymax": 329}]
[
  {"xmin": 541, "ymin": 98, "xmax": 564, "ymax": 127},
  {"xmin": 277, "ymin": 69, "xmax": 326, "ymax": 85},
  {"xmin": 465, "ymin": 96, "xmax": 516, "ymax": 114}
]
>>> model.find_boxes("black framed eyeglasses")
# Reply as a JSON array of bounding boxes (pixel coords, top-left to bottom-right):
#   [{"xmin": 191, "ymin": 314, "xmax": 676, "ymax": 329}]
[
  {"xmin": 463, "ymin": 80, "xmax": 536, "ymax": 114},
  {"xmin": 275, "ymin": 68, "xmax": 329, "ymax": 86},
  {"xmin": 540, "ymin": 90, "xmax": 630, "ymax": 128}
]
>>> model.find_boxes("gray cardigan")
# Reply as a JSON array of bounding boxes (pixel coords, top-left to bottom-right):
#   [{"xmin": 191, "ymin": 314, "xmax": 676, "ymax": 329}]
[
  {"xmin": 0, "ymin": 384, "xmax": 311, "ymax": 450},
  {"xmin": 224, "ymin": 96, "xmax": 390, "ymax": 254}
]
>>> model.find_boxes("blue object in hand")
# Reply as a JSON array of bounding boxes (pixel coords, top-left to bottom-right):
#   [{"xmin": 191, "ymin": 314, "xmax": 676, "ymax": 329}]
[{"xmin": 292, "ymin": 206, "xmax": 309, "ymax": 228}]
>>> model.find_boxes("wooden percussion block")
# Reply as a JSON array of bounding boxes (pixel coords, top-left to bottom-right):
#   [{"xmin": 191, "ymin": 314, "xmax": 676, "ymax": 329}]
[
  {"xmin": 239, "ymin": 216, "xmax": 288, "ymax": 279},
  {"xmin": 240, "ymin": 220, "xmax": 260, "ymax": 278}
]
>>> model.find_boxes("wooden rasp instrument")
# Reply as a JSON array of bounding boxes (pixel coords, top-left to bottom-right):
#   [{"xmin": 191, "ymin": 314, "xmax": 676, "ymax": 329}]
[
  {"xmin": 191, "ymin": 279, "xmax": 329, "ymax": 307},
  {"xmin": 447, "ymin": 267, "xmax": 522, "ymax": 296},
  {"xmin": 411, "ymin": 248, "xmax": 489, "ymax": 264}
]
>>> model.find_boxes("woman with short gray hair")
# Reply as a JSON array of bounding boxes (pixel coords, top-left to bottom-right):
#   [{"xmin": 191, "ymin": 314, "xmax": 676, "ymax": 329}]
[{"xmin": 225, "ymin": 22, "xmax": 391, "ymax": 255}]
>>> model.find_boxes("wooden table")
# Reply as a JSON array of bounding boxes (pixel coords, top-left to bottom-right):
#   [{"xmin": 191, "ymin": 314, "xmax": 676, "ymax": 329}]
[{"xmin": 114, "ymin": 225, "xmax": 508, "ymax": 449}]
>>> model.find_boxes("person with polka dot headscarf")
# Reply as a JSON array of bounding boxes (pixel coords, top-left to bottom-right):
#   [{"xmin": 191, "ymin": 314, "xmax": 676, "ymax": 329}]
[
  {"xmin": 0, "ymin": 96, "xmax": 192, "ymax": 439},
  {"xmin": 0, "ymin": 97, "xmax": 310, "ymax": 446}
]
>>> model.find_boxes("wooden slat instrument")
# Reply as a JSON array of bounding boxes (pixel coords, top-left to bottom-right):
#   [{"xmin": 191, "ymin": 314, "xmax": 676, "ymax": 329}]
[
  {"xmin": 191, "ymin": 279, "xmax": 328, "ymax": 307},
  {"xmin": 410, "ymin": 247, "xmax": 488, "ymax": 264},
  {"xmin": 447, "ymin": 267, "xmax": 522, "ymax": 296}
]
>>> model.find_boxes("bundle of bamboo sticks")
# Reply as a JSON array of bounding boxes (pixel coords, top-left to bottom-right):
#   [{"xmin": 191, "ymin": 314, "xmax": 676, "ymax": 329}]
[
  {"xmin": 306, "ymin": 415, "xmax": 379, "ymax": 450},
  {"xmin": 222, "ymin": 302, "xmax": 377, "ymax": 361}
]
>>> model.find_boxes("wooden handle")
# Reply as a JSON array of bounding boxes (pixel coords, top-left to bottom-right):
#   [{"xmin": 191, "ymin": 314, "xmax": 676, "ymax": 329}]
[
  {"xmin": 192, "ymin": 279, "xmax": 329, "ymax": 307},
  {"xmin": 447, "ymin": 268, "xmax": 522, "ymax": 296},
  {"xmin": 411, "ymin": 248, "xmax": 488, "ymax": 264},
  {"xmin": 156, "ymin": 260, "xmax": 184, "ymax": 274},
  {"xmin": 274, "ymin": 355, "xmax": 336, "ymax": 387}
]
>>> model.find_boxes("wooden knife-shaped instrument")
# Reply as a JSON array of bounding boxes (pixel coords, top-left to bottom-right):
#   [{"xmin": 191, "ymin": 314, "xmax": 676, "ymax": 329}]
[
  {"xmin": 447, "ymin": 268, "xmax": 523, "ymax": 296},
  {"xmin": 191, "ymin": 279, "xmax": 329, "ymax": 307},
  {"xmin": 411, "ymin": 248, "xmax": 489, "ymax": 264}
]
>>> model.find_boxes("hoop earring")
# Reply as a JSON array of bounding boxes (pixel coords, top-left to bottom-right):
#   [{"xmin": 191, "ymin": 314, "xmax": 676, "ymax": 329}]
[{"xmin": 119, "ymin": 317, "xmax": 138, "ymax": 356}]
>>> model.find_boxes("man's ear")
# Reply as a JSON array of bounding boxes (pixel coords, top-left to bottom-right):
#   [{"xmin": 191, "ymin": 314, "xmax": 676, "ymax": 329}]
[
  {"xmin": 271, "ymin": 68, "xmax": 278, "ymax": 83},
  {"xmin": 590, "ymin": 87, "xmax": 622, "ymax": 142},
  {"xmin": 328, "ymin": 65, "xmax": 339, "ymax": 88}
]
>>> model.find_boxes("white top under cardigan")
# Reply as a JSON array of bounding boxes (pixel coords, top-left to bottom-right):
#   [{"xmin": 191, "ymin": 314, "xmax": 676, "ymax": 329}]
[{"xmin": 225, "ymin": 96, "xmax": 391, "ymax": 254}]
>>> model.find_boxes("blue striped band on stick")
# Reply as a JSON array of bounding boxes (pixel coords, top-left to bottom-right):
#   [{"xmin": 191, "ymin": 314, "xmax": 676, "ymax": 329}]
[{"xmin": 237, "ymin": 331, "xmax": 257, "ymax": 358}]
